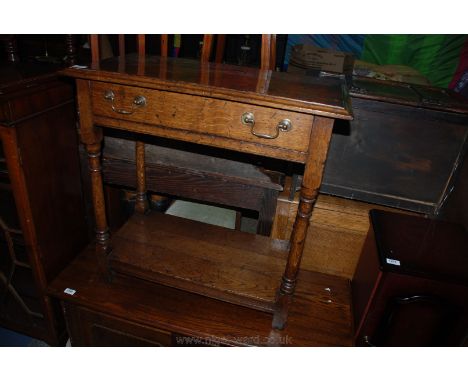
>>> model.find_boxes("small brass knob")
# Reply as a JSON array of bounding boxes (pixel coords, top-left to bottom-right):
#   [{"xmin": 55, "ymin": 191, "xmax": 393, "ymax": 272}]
[
  {"xmin": 277, "ymin": 119, "xmax": 292, "ymax": 132},
  {"xmin": 104, "ymin": 89, "xmax": 115, "ymax": 101},
  {"xmin": 133, "ymin": 95, "xmax": 146, "ymax": 106},
  {"xmin": 241, "ymin": 112, "xmax": 255, "ymax": 126}
]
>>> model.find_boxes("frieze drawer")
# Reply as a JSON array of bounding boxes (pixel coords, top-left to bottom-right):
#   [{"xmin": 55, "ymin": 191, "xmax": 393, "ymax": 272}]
[{"xmin": 90, "ymin": 82, "xmax": 314, "ymax": 154}]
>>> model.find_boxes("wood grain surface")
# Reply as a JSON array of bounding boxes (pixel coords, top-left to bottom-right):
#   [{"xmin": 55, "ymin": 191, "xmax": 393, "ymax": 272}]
[
  {"xmin": 61, "ymin": 54, "xmax": 352, "ymax": 119},
  {"xmin": 110, "ymin": 212, "xmax": 290, "ymax": 312},
  {"xmin": 91, "ymin": 81, "xmax": 315, "ymax": 155}
]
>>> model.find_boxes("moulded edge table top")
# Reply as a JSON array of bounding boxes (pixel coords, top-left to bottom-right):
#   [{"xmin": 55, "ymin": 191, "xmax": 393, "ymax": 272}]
[
  {"xmin": 0, "ymin": 62, "xmax": 62, "ymax": 95},
  {"xmin": 61, "ymin": 54, "xmax": 353, "ymax": 120}
]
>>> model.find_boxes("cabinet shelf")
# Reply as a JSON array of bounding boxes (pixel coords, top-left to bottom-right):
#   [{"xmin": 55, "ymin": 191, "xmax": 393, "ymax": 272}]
[{"xmin": 109, "ymin": 212, "xmax": 290, "ymax": 312}]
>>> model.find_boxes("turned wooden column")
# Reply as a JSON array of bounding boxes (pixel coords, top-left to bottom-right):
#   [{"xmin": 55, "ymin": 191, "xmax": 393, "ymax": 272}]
[
  {"xmin": 64, "ymin": 34, "xmax": 77, "ymax": 66},
  {"xmin": 4, "ymin": 35, "xmax": 19, "ymax": 62},
  {"xmin": 135, "ymin": 141, "xmax": 149, "ymax": 214},
  {"xmin": 273, "ymin": 116, "xmax": 335, "ymax": 329},
  {"xmin": 75, "ymin": 79, "xmax": 109, "ymax": 252}
]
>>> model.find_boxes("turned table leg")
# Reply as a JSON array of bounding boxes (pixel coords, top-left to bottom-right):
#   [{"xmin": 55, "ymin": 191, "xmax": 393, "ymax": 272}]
[
  {"xmin": 135, "ymin": 140, "xmax": 149, "ymax": 214},
  {"xmin": 76, "ymin": 80, "xmax": 110, "ymax": 258},
  {"xmin": 273, "ymin": 116, "xmax": 334, "ymax": 329},
  {"xmin": 86, "ymin": 142, "xmax": 110, "ymax": 249}
]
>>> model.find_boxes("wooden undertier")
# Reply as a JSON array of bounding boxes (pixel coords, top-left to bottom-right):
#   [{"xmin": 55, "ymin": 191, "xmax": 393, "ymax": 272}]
[
  {"xmin": 50, "ymin": 194, "xmax": 403, "ymax": 345},
  {"xmin": 109, "ymin": 212, "xmax": 289, "ymax": 312}
]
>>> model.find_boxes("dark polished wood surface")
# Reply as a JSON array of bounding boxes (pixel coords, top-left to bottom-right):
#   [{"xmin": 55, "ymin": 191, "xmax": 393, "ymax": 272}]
[
  {"xmin": 110, "ymin": 212, "xmax": 288, "ymax": 312},
  {"xmin": 0, "ymin": 71, "xmax": 88, "ymax": 345},
  {"xmin": 62, "ymin": 54, "xmax": 352, "ymax": 119},
  {"xmin": 353, "ymin": 209, "xmax": 468, "ymax": 346},
  {"xmin": 49, "ymin": 244, "xmax": 353, "ymax": 346},
  {"xmin": 322, "ymin": 75, "xmax": 468, "ymax": 214},
  {"xmin": 0, "ymin": 62, "xmax": 62, "ymax": 94},
  {"xmin": 370, "ymin": 209, "xmax": 468, "ymax": 285}
]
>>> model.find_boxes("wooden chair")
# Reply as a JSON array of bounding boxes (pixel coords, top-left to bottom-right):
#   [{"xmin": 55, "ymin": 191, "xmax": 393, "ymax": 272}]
[{"xmin": 88, "ymin": 35, "xmax": 283, "ymax": 235}]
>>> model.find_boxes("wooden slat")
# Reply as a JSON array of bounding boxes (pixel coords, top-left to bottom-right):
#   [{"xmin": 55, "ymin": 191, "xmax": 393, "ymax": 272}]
[
  {"xmin": 90, "ymin": 34, "xmax": 100, "ymax": 64},
  {"xmin": 215, "ymin": 35, "xmax": 226, "ymax": 63},
  {"xmin": 118, "ymin": 35, "xmax": 125, "ymax": 56},
  {"xmin": 110, "ymin": 212, "xmax": 290, "ymax": 312},
  {"xmin": 201, "ymin": 34, "xmax": 214, "ymax": 63},
  {"xmin": 160, "ymin": 34, "xmax": 168, "ymax": 57},
  {"xmin": 137, "ymin": 35, "xmax": 145, "ymax": 56},
  {"xmin": 269, "ymin": 34, "xmax": 277, "ymax": 70},
  {"xmin": 261, "ymin": 35, "xmax": 272, "ymax": 70}
]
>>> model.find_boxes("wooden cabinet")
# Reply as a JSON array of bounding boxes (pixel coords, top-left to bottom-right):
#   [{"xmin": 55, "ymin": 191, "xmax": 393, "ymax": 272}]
[
  {"xmin": 322, "ymin": 77, "xmax": 468, "ymax": 214},
  {"xmin": 352, "ymin": 209, "xmax": 468, "ymax": 346},
  {"xmin": 48, "ymin": 243, "xmax": 353, "ymax": 346},
  {"xmin": 0, "ymin": 65, "xmax": 88, "ymax": 344},
  {"xmin": 63, "ymin": 304, "xmax": 174, "ymax": 346}
]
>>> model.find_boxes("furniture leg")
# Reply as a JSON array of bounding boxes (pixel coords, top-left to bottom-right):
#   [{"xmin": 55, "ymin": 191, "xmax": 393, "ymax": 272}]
[
  {"xmin": 135, "ymin": 141, "xmax": 149, "ymax": 214},
  {"xmin": 273, "ymin": 116, "xmax": 334, "ymax": 329},
  {"xmin": 257, "ymin": 189, "xmax": 279, "ymax": 236},
  {"xmin": 76, "ymin": 80, "xmax": 109, "ymax": 255},
  {"xmin": 86, "ymin": 143, "xmax": 110, "ymax": 250}
]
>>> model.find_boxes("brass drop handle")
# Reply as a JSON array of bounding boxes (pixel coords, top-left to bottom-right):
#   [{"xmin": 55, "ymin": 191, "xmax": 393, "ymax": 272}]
[
  {"xmin": 241, "ymin": 112, "xmax": 292, "ymax": 139},
  {"xmin": 104, "ymin": 90, "xmax": 147, "ymax": 115}
]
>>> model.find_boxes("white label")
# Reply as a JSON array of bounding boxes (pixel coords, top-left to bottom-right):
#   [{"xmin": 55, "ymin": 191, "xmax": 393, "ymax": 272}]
[
  {"xmin": 386, "ymin": 258, "xmax": 401, "ymax": 266},
  {"xmin": 64, "ymin": 288, "xmax": 76, "ymax": 295},
  {"xmin": 70, "ymin": 65, "xmax": 88, "ymax": 69}
]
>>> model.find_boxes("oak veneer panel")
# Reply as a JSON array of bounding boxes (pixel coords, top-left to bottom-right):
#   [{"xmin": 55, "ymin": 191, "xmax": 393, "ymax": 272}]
[
  {"xmin": 91, "ymin": 82, "xmax": 314, "ymax": 154},
  {"xmin": 110, "ymin": 212, "xmax": 289, "ymax": 312}
]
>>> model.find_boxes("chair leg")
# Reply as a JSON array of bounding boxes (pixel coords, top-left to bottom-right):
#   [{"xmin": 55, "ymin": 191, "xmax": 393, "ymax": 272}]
[{"xmin": 257, "ymin": 189, "xmax": 278, "ymax": 236}]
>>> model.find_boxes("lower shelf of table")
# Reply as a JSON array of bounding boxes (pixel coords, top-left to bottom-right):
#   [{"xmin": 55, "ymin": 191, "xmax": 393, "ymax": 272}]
[{"xmin": 109, "ymin": 211, "xmax": 290, "ymax": 312}]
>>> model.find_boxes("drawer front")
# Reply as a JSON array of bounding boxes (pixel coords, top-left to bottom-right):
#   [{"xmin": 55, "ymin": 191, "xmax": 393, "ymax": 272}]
[{"xmin": 91, "ymin": 82, "xmax": 313, "ymax": 153}]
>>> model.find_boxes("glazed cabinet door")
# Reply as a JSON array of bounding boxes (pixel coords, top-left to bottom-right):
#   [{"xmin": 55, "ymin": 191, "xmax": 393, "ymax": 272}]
[{"xmin": 0, "ymin": 134, "xmax": 50, "ymax": 338}]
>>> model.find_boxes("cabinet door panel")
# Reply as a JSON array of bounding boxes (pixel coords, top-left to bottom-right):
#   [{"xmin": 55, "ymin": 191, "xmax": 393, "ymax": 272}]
[{"xmin": 63, "ymin": 303, "xmax": 173, "ymax": 346}]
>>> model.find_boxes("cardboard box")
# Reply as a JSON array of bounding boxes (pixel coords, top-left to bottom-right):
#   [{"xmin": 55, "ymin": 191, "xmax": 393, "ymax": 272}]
[{"xmin": 288, "ymin": 44, "xmax": 355, "ymax": 75}]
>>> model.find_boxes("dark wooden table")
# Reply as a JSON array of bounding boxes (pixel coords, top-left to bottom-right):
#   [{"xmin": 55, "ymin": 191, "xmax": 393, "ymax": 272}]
[
  {"xmin": 48, "ymin": 245, "xmax": 353, "ymax": 346},
  {"xmin": 62, "ymin": 54, "xmax": 352, "ymax": 329}
]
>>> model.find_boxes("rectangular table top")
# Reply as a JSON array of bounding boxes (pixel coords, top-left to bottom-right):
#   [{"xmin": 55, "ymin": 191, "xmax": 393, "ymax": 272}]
[{"xmin": 62, "ymin": 54, "xmax": 352, "ymax": 119}]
